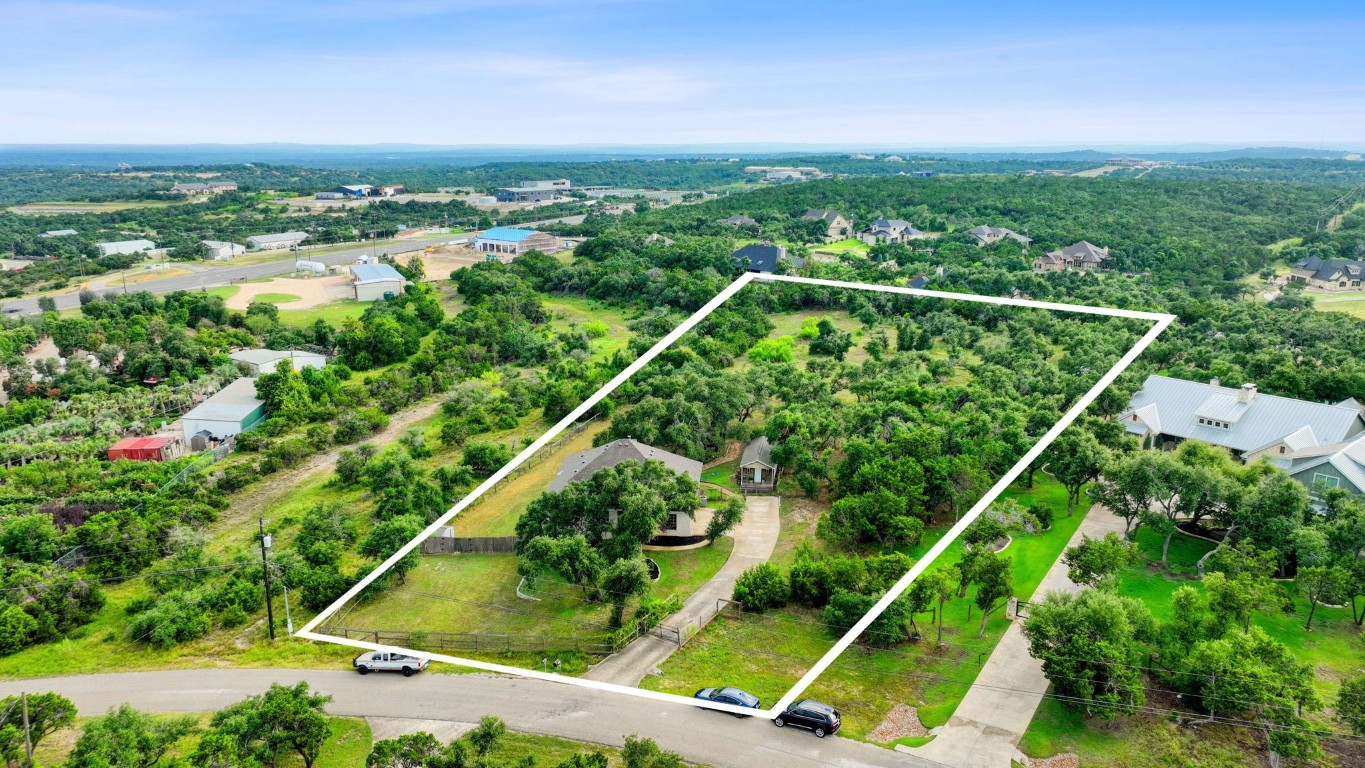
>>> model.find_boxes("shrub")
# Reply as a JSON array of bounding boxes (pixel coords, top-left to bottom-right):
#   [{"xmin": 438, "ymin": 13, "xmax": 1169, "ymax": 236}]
[
  {"xmin": 747, "ymin": 336, "xmax": 794, "ymax": 363},
  {"xmin": 789, "ymin": 557, "xmax": 833, "ymax": 607},
  {"xmin": 732, "ymin": 562, "xmax": 789, "ymax": 612},
  {"xmin": 1029, "ymin": 502, "xmax": 1054, "ymax": 530},
  {"xmin": 462, "ymin": 441, "xmax": 513, "ymax": 475},
  {"xmin": 582, "ymin": 321, "xmax": 610, "ymax": 339}
]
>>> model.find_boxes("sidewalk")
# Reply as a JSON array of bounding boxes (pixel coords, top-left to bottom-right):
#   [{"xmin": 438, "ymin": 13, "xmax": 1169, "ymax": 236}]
[
  {"xmin": 584, "ymin": 496, "xmax": 780, "ymax": 687},
  {"xmin": 909, "ymin": 504, "xmax": 1127, "ymax": 768}
]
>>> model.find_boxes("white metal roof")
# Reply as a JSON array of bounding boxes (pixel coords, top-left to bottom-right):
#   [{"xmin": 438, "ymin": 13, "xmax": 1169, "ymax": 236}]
[{"xmin": 183, "ymin": 378, "xmax": 264, "ymax": 423}]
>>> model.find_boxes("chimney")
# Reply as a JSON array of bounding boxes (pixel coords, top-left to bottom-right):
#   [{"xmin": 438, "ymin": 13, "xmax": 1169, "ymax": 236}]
[
  {"xmin": 1209, "ymin": 377, "xmax": 1220, "ymax": 387},
  {"xmin": 1239, "ymin": 383, "xmax": 1257, "ymax": 403}
]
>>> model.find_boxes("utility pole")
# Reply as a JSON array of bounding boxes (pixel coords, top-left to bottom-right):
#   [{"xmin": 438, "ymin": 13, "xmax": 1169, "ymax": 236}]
[
  {"xmin": 21, "ymin": 692, "xmax": 32, "ymax": 768},
  {"xmin": 259, "ymin": 518, "xmax": 275, "ymax": 640}
]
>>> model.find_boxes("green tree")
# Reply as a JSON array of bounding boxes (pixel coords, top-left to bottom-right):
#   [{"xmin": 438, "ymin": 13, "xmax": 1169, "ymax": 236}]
[
  {"xmin": 208, "ymin": 682, "xmax": 332, "ymax": 768},
  {"xmin": 467, "ymin": 715, "xmax": 506, "ymax": 756},
  {"xmin": 1047, "ymin": 430, "xmax": 1109, "ymax": 517},
  {"xmin": 926, "ymin": 565, "xmax": 959, "ymax": 645},
  {"xmin": 703, "ymin": 496, "xmax": 744, "ymax": 543},
  {"xmin": 600, "ymin": 558, "xmax": 651, "ymax": 628},
  {"xmin": 359, "ymin": 515, "xmax": 425, "ymax": 584},
  {"xmin": 0, "ymin": 692, "xmax": 75, "ymax": 764},
  {"xmin": 1337, "ymin": 674, "xmax": 1365, "ymax": 736},
  {"xmin": 622, "ymin": 735, "xmax": 685, "ymax": 768},
  {"xmin": 518, "ymin": 535, "xmax": 606, "ymax": 598},
  {"xmin": 732, "ymin": 562, "xmax": 789, "ymax": 612},
  {"xmin": 972, "ymin": 552, "xmax": 1014, "ymax": 637},
  {"xmin": 1022, "ymin": 589, "xmax": 1153, "ymax": 720},
  {"xmin": 1296, "ymin": 565, "xmax": 1348, "ymax": 631},
  {"xmin": 1062, "ymin": 532, "xmax": 1138, "ymax": 589},
  {"xmin": 67, "ymin": 704, "xmax": 196, "ymax": 768},
  {"xmin": 365, "ymin": 731, "xmax": 442, "ymax": 768}
]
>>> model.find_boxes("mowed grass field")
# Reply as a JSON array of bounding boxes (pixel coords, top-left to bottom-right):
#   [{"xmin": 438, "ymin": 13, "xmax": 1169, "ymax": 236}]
[{"xmin": 645, "ymin": 476, "xmax": 1090, "ymax": 740}]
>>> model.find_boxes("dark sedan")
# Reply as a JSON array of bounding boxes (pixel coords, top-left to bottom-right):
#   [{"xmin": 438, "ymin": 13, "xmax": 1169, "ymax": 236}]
[
  {"xmin": 693, "ymin": 686, "xmax": 762, "ymax": 717},
  {"xmin": 773, "ymin": 699, "xmax": 841, "ymax": 737}
]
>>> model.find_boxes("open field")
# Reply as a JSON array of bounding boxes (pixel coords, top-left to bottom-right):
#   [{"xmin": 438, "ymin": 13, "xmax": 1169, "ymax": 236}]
[
  {"xmin": 7, "ymin": 200, "xmax": 183, "ymax": 214},
  {"xmin": 223, "ymin": 274, "xmax": 352, "ymax": 310}
]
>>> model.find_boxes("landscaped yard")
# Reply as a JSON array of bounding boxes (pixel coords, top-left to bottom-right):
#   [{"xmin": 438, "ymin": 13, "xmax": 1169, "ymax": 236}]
[{"xmin": 277, "ymin": 298, "xmax": 369, "ymax": 326}]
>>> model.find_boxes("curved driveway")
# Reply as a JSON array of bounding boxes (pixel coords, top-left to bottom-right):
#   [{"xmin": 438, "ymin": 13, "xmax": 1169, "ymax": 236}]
[{"xmin": 0, "ymin": 669, "xmax": 941, "ymax": 768}]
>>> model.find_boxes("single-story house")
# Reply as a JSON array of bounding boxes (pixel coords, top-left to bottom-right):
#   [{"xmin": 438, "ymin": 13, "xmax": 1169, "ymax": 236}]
[
  {"xmin": 858, "ymin": 219, "xmax": 928, "ymax": 245},
  {"xmin": 474, "ymin": 227, "xmax": 564, "ymax": 257},
  {"xmin": 720, "ymin": 214, "xmax": 760, "ymax": 229},
  {"xmin": 202, "ymin": 240, "xmax": 246, "ymax": 260},
  {"xmin": 107, "ymin": 436, "xmax": 181, "ymax": 462},
  {"xmin": 733, "ymin": 243, "xmax": 802, "ymax": 273},
  {"xmin": 181, "ymin": 378, "xmax": 266, "ymax": 441},
  {"xmin": 229, "ymin": 348, "xmax": 327, "ymax": 375},
  {"xmin": 1275, "ymin": 433, "xmax": 1365, "ymax": 496},
  {"xmin": 351, "ymin": 263, "xmax": 407, "ymax": 301},
  {"xmin": 1121, "ymin": 374, "xmax": 1365, "ymax": 463},
  {"xmin": 1034, "ymin": 241, "xmax": 1110, "ymax": 272},
  {"xmin": 738, "ymin": 436, "xmax": 778, "ymax": 492},
  {"xmin": 547, "ymin": 438, "xmax": 710, "ymax": 541},
  {"xmin": 41, "ymin": 229, "xmax": 78, "ymax": 238},
  {"xmin": 802, "ymin": 210, "xmax": 852, "ymax": 243},
  {"xmin": 96, "ymin": 239, "xmax": 157, "ymax": 257},
  {"xmin": 967, "ymin": 225, "xmax": 1031, "ymax": 247},
  {"xmin": 247, "ymin": 231, "xmax": 309, "ymax": 251},
  {"xmin": 1288, "ymin": 256, "xmax": 1365, "ymax": 292}
]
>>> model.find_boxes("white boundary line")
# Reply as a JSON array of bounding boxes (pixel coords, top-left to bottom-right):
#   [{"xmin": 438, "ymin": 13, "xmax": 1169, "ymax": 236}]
[{"xmin": 298, "ymin": 273, "xmax": 1174, "ymax": 720}]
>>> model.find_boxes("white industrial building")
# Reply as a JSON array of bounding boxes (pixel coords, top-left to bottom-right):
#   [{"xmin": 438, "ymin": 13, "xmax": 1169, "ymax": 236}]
[
  {"xmin": 202, "ymin": 240, "xmax": 246, "ymax": 260},
  {"xmin": 96, "ymin": 239, "xmax": 157, "ymax": 257},
  {"xmin": 247, "ymin": 232, "xmax": 309, "ymax": 250},
  {"xmin": 351, "ymin": 263, "xmax": 407, "ymax": 301},
  {"xmin": 181, "ymin": 378, "xmax": 266, "ymax": 441},
  {"xmin": 229, "ymin": 348, "xmax": 327, "ymax": 375}
]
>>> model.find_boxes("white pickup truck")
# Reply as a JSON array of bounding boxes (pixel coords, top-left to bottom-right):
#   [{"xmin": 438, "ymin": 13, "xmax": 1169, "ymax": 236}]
[{"xmin": 353, "ymin": 650, "xmax": 430, "ymax": 676}]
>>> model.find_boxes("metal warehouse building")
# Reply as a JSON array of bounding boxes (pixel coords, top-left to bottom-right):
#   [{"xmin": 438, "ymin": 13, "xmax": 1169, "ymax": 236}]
[
  {"xmin": 351, "ymin": 263, "xmax": 407, "ymax": 301},
  {"xmin": 181, "ymin": 378, "xmax": 266, "ymax": 441},
  {"xmin": 473, "ymin": 227, "xmax": 565, "ymax": 257}
]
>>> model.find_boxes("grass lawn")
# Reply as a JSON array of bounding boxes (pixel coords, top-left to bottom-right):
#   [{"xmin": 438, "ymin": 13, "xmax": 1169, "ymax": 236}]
[
  {"xmin": 278, "ymin": 299, "xmax": 369, "ymax": 326},
  {"xmin": 700, "ymin": 458, "xmax": 740, "ymax": 493},
  {"xmin": 454, "ymin": 419, "xmax": 611, "ymax": 536},
  {"xmin": 1020, "ymin": 699, "xmax": 1263, "ymax": 768},
  {"xmin": 1318, "ymin": 298, "xmax": 1365, "ymax": 320},
  {"xmin": 541, "ymin": 295, "xmax": 635, "ymax": 364},
  {"xmin": 250, "ymin": 292, "xmax": 303, "ymax": 304},
  {"xmin": 204, "ymin": 285, "xmax": 240, "ymax": 300},
  {"xmin": 647, "ymin": 475, "xmax": 1093, "ymax": 742}
]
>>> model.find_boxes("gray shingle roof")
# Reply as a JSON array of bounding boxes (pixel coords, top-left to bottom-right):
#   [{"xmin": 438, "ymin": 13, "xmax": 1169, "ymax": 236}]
[
  {"xmin": 547, "ymin": 438, "xmax": 701, "ymax": 492},
  {"xmin": 734, "ymin": 244, "xmax": 787, "ymax": 273},
  {"xmin": 740, "ymin": 436, "xmax": 774, "ymax": 468},
  {"xmin": 1293, "ymin": 256, "xmax": 1365, "ymax": 281},
  {"xmin": 1123, "ymin": 374, "xmax": 1365, "ymax": 453}
]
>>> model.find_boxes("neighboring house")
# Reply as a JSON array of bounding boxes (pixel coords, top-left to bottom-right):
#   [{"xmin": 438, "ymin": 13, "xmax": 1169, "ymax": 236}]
[
  {"xmin": 107, "ymin": 436, "xmax": 181, "ymax": 462},
  {"xmin": 546, "ymin": 438, "xmax": 710, "ymax": 541},
  {"xmin": 40, "ymin": 229, "xmax": 77, "ymax": 238},
  {"xmin": 802, "ymin": 210, "xmax": 852, "ymax": 243},
  {"xmin": 1033, "ymin": 240, "xmax": 1111, "ymax": 272},
  {"xmin": 1288, "ymin": 256, "xmax": 1365, "ymax": 291},
  {"xmin": 494, "ymin": 181, "xmax": 569, "ymax": 203},
  {"xmin": 1276, "ymin": 433, "xmax": 1365, "ymax": 496},
  {"xmin": 738, "ymin": 436, "xmax": 778, "ymax": 492},
  {"xmin": 351, "ymin": 263, "xmax": 407, "ymax": 301},
  {"xmin": 229, "ymin": 348, "xmax": 327, "ymax": 375},
  {"xmin": 1121, "ymin": 374, "xmax": 1365, "ymax": 464},
  {"xmin": 202, "ymin": 240, "xmax": 246, "ymax": 260},
  {"xmin": 181, "ymin": 378, "xmax": 266, "ymax": 441},
  {"xmin": 967, "ymin": 225, "xmax": 1031, "ymax": 247},
  {"xmin": 734, "ymin": 243, "xmax": 790, "ymax": 273},
  {"xmin": 170, "ymin": 181, "xmax": 237, "ymax": 195},
  {"xmin": 720, "ymin": 214, "xmax": 760, "ymax": 229},
  {"xmin": 474, "ymin": 227, "xmax": 564, "ymax": 257},
  {"xmin": 857, "ymin": 219, "xmax": 927, "ymax": 245},
  {"xmin": 908, "ymin": 274, "xmax": 929, "ymax": 290},
  {"xmin": 95, "ymin": 239, "xmax": 156, "ymax": 257},
  {"xmin": 247, "ymin": 231, "xmax": 309, "ymax": 250}
]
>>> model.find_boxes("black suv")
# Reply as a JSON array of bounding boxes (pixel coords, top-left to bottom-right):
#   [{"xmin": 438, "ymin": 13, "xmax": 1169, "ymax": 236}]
[{"xmin": 773, "ymin": 699, "xmax": 841, "ymax": 737}]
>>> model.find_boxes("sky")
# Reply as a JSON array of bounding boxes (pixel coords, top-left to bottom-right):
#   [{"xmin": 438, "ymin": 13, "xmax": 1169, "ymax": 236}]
[{"xmin": 2, "ymin": 0, "xmax": 1363, "ymax": 148}]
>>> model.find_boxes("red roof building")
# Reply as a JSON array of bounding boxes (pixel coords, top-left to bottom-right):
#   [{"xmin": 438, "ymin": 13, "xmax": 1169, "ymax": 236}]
[{"xmin": 107, "ymin": 436, "xmax": 179, "ymax": 462}]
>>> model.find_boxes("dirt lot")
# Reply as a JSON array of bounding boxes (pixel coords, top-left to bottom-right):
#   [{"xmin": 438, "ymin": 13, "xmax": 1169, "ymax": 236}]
[
  {"xmin": 224, "ymin": 275, "xmax": 353, "ymax": 310},
  {"xmin": 418, "ymin": 245, "xmax": 490, "ymax": 279}
]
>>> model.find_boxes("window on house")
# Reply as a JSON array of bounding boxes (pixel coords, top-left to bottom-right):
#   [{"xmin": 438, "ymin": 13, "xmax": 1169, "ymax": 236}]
[
  {"xmin": 664, "ymin": 513, "xmax": 678, "ymax": 531},
  {"xmin": 1279, "ymin": 446, "xmax": 1286, "ymax": 454},
  {"xmin": 1312, "ymin": 473, "xmax": 1339, "ymax": 488}
]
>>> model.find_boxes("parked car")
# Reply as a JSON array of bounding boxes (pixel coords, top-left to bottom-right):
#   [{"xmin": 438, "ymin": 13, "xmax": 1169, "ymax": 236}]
[
  {"xmin": 353, "ymin": 651, "xmax": 429, "ymax": 676},
  {"xmin": 693, "ymin": 686, "xmax": 761, "ymax": 717},
  {"xmin": 773, "ymin": 699, "xmax": 841, "ymax": 737}
]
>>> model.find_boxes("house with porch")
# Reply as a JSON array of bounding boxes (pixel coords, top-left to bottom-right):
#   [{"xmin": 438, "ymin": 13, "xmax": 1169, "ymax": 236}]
[
  {"xmin": 857, "ymin": 219, "xmax": 928, "ymax": 245},
  {"xmin": 1288, "ymin": 256, "xmax": 1365, "ymax": 292},
  {"xmin": 738, "ymin": 436, "xmax": 777, "ymax": 492},
  {"xmin": 967, "ymin": 225, "xmax": 1031, "ymax": 247},
  {"xmin": 1033, "ymin": 241, "xmax": 1110, "ymax": 272}
]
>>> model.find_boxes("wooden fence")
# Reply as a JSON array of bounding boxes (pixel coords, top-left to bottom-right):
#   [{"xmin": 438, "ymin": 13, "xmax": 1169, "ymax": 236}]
[
  {"xmin": 422, "ymin": 536, "xmax": 517, "ymax": 555},
  {"xmin": 317, "ymin": 625, "xmax": 616, "ymax": 656}
]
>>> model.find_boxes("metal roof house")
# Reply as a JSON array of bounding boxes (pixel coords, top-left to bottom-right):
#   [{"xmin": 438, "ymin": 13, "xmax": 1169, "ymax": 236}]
[
  {"xmin": 1121, "ymin": 374, "xmax": 1365, "ymax": 464},
  {"xmin": 547, "ymin": 438, "xmax": 709, "ymax": 541},
  {"xmin": 229, "ymin": 348, "xmax": 327, "ymax": 375},
  {"xmin": 107, "ymin": 436, "xmax": 180, "ymax": 462},
  {"xmin": 96, "ymin": 239, "xmax": 156, "ymax": 257},
  {"xmin": 738, "ymin": 436, "xmax": 777, "ymax": 492},
  {"xmin": 351, "ymin": 263, "xmax": 407, "ymax": 302},
  {"xmin": 473, "ymin": 227, "xmax": 564, "ymax": 257},
  {"xmin": 1276, "ymin": 433, "xmax": 1365, "ymax": 496},
  {"xmin": 181, "ymin": 378, "xmax": 266, "ymax": 442},
  {"xmin": 246, "ymin": 231, "xmax": 309, "ymax": 250}
]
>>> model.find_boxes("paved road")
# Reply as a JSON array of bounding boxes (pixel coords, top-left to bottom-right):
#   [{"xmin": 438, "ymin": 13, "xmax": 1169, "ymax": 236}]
[
  {"xmin": 0, "ymin": 669, "xmax": 941, "ymax": 768},
  {"xmin": 908, "ymin": 503, "xmax": 1126, "ymax": 768},
  {"xmin": 585, "ymin": 495, "xmax": 781, "ymax": 686}
]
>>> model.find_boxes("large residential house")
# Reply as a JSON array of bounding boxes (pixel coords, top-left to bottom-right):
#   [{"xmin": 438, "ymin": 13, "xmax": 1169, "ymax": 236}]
[
  {"xmin": 801, "ymin": 210, "xmax": 852, "ymax": 242},
  {"xmin": 547, "ymin": 438, "xmax": 709, "ymax": 541},
  {"xmin": 858, "ymin": 219, "xmax": 928, "ymax": 245},
  {"xmin": 1121, "ymin": 375, "xmax": 1365, "ymax": 470},
  {"xmin": 733, "ymin": 243, "xmax": 791, "ymax": 273},
  {"xmin": 169, "ymin": 181, "xmax": 237, "ymax": 195},
  {"xmin": 473, "ymin": 227, "xmax": 564, "ymax": 257},
  {"xmin": 720, "ymin": 214, "xmax": 760, "ymax": 229},
  {"xmin": 1276, "ymin": 433, "xmax": 1365, "ymax": 495},
  {"xmin": 1033, "ymin": 241, "xmax": 1110, "ymax": 272},
  {"xmin": 1288, "ymin": 256, "xmax": 1365, "ymax": 292},
  {"xmin": 967, "ymin": 225, "xmax": 1031, "ymax": 247}
]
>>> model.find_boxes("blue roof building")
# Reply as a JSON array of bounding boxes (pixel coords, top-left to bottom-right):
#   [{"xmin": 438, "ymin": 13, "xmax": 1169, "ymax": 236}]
[{"xmin": 474, "ymin": 227, "xmax": 564, "ymax": 257}]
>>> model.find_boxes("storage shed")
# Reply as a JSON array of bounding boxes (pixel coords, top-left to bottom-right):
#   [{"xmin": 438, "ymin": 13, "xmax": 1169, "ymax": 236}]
[
  {"xmin": 107, "ymin": 436, "xmax": 180, "ymax": 462},
  {"xmin": 181, "ymin": 378, "xmax": 266, "ymax": 441},
  {"xmin": 351, "ymin": 263, "xmax": 407, "ymax": 301}
]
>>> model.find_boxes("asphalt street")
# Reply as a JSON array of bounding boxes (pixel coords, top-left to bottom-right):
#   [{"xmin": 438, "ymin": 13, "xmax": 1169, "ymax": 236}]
[{"xmin": 0, "ymin": 669, "xmax": 940, "ymax": 768}]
